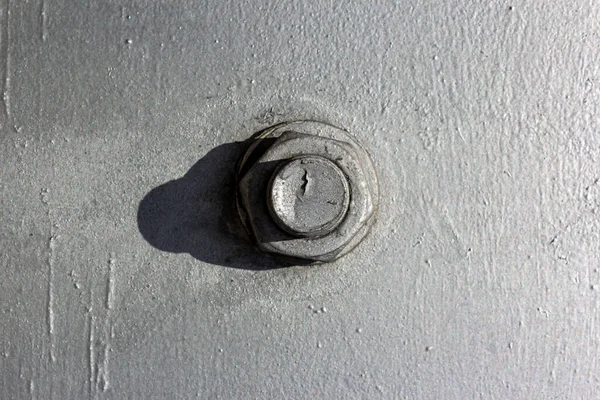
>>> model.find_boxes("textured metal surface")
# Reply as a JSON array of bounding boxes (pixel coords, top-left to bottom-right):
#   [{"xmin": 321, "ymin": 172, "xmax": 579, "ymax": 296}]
[{"xmin": 1, "ymin": 0, "xmax": 600, "ymax": 399}]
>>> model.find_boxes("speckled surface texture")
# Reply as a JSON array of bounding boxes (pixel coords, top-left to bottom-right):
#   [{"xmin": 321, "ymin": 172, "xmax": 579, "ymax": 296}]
[{"xmin": 1, "ymin": 0, "xmax": 600, "ymax": 398}]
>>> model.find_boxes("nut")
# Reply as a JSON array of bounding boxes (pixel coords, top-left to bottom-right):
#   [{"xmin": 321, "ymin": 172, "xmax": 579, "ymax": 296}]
[{"xmin": 237, "ymin": 121, "xmax": 379, "ymax": 263}]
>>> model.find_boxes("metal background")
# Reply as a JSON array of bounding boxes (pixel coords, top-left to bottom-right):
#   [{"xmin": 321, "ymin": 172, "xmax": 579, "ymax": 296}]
[{"xmin": 1, "ymin": 0, "xmax": 600, "ymax": 398}]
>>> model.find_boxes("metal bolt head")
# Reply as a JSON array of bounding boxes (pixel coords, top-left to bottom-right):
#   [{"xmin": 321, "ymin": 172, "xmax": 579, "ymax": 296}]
[
  {"xmin": 267, "ymin": 155, "xmax": 350, "ymax": 238},
  {"xmin": 237, "ymin": 121, "xmax": 379, "ymax": 263}
]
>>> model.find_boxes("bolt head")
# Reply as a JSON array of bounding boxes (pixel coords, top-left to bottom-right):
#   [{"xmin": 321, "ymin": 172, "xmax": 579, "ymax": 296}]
[
  {"xmin": 267, "ymin": 155, "xmax": 350, "ymax": 238},
  {"xmin": 237, "ymin": 121, "xmax": 379, "ymax": 263}
]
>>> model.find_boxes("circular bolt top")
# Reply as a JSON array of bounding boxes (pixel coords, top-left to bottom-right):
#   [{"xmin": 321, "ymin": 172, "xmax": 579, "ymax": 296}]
[{"xmin": 267, "ymin": 155, "xmax": 350, "ymax": 238}]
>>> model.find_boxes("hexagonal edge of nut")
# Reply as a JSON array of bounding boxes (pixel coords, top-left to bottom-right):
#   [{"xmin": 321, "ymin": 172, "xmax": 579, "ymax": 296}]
[{"xmin": 236, "ymin": 121, "xmax": 379, "ymax": 263}]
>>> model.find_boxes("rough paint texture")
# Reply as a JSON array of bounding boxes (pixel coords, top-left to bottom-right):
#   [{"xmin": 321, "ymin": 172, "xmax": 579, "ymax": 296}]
[{"xmin": 1, "ymin": 0, "xmax": 599, "ymax": 399}]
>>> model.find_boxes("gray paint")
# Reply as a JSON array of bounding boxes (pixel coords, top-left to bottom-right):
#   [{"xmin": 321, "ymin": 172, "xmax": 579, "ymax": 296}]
[{"xmin": 1, "ymin": 0, "xmax": 599, "ymax": 399}]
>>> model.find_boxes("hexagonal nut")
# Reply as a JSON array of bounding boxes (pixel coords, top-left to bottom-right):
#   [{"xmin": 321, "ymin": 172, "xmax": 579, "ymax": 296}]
[{"xmin": 237, "ymin": 121, "xmax": 379, "ymax": 263}]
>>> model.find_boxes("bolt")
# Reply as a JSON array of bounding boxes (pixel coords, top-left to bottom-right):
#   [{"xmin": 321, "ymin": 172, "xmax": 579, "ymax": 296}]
[
  {"xmin": 267, "ymin": 155, "xmax": 350, "ymax": 238},
  {"xmin": 237, "ymin": 121, "xmax": 379, "ymax": 263}
]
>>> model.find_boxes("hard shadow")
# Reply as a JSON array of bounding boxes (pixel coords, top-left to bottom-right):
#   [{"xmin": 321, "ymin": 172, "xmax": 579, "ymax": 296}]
[{"xmin": 137, "ymin": 141, "xmax": 285, "ymax": 270}]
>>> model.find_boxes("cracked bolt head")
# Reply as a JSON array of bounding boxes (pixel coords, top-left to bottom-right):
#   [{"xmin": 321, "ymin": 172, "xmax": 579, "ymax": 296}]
[
  {"xmin": 267, "ymin": 155, "xmax": 351, "ymax": 238},
  {"xmin": 237, "ymin": 120, "xmax": 379, "ymax": 263}
]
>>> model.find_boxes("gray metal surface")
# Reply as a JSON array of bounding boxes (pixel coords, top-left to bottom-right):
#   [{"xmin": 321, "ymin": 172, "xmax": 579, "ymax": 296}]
[{"xmin": 1, "ymin": 0, "xmax": 600, "ymax": 399}]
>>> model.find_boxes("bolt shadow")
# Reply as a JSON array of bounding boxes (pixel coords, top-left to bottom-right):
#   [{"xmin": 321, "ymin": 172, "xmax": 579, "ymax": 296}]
[{"xmin": 137, "ymin": 141, "xmax": 286, "ymax": 270}]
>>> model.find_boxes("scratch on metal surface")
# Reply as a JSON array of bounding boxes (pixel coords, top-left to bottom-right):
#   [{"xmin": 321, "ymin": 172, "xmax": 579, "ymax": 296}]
[
  {"xmin": 88, "ymin": 290, "xmax": 95, "ymax": 398},
  {"xmin": 96, "ymin": 326, "xmax": 111, "ymax": 392},
  {"xmin": 88, "ymin": 259, "xmax": 115, "ymax": 397},
  {"xmin": 97, "ymin": 258, "xmax": 115, "ymax": 392},
  {"xmin": 106, "ymin": 258, "xmax": 115, "ymax": 310},
  {"xmin": 40, "ymin": 188, "xmax": 56, "ymax": 363},
  {"xmin": 0, "ymin": 0, "xmax": 23, "ymax": 134},
  {"xmin": 0, "ymin": 0, "xmax": 18, "ymax": 133},
  {"xmin": 40, "ymin": 0, "xmax": 48, "ymax": 42},
  {"xmin": 47, "ymin": 234, "xmax": 56, "ymax": 362},
  {"xmin": 1, "ymin": 0, "xmax": 11, "ymax": 123}
]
